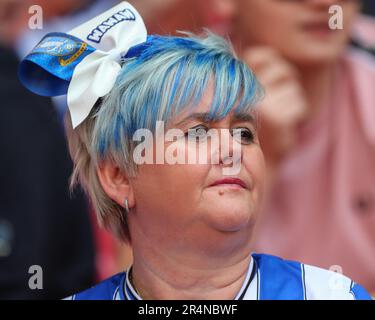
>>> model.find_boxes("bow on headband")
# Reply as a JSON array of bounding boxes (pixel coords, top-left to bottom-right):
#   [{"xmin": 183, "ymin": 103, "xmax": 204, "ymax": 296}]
[{"xmin": 19, "ymin": 1, "xmax": 147, "ymax": 128}]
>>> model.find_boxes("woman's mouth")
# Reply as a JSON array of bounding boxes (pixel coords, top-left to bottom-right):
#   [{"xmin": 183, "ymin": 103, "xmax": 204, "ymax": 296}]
[{"xmin": 209, "ymin": 178, "xmax": 247, "ymax": 189}]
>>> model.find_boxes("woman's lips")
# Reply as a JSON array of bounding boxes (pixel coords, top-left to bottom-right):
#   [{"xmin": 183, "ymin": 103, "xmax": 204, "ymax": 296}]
[{"xmin": 209, "ymin": 178, "xmax": 247, "ymax": 189}]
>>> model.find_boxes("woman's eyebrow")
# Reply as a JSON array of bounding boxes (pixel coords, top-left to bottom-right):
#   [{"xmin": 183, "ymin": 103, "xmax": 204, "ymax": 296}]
[
  {"xmin": 175, "ymin": 111, "xmax": 255, "ymax": 126},
  {"xmin": 175, "ymin": 112, "xmax": 212, "ymax": 126},
  {"xmin": 232, "ymin": 112, "xmax": 255, "ymax": 124}
]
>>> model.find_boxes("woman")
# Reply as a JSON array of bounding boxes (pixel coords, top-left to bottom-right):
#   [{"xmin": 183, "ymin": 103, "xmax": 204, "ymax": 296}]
[
  {"xmin": 19, "ymin": 2, "xmax": 371, "ymax": 299},
  {"xmin": 232, "ymin": 0, "xmax": 375, "ymax": 292}
]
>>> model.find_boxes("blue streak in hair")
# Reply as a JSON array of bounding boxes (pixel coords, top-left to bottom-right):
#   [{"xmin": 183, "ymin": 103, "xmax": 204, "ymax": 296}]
[{"xmin": 95, "ymin": 33, "xmax": 263, "ymax": 159}]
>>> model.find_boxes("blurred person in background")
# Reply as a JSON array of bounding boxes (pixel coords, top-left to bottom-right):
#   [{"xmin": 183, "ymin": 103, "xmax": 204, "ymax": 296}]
[
  {"xmin": 0, "ymin": 0, "xmax": 95, "ymax": 299},
  {"xmin": 232, "ymin": 0, "xmax": 375, "ymax": 293}
]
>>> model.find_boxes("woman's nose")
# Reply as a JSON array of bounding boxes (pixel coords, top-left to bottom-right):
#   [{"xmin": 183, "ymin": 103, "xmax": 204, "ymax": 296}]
[{"xmin": 216, "ymin": 129, "xmax": 243, "ymax": 175}]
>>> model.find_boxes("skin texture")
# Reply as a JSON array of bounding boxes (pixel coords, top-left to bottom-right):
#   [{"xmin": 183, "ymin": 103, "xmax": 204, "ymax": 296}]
[{"xmin": 97, "ymin": 85, "xmax": 266, "ymax": 299}]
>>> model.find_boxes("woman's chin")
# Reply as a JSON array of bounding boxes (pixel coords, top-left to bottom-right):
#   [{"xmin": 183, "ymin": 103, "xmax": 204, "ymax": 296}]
[{"xmin": 204, "ymin": 207, "xmax": 255, "ymax": 233}]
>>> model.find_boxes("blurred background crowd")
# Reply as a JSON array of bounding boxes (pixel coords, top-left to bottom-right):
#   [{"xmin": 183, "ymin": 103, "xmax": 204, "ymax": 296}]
[{"xmin": 0, "ymin": 0, "xmax": 374, "ymax": 299}]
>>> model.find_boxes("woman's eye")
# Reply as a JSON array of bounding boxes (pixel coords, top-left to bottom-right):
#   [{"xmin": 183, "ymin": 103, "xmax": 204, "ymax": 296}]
[
  {"xmin": 231, "ymin": 127, "xmax": 255, "ymax": 145},
  {"xmin": 186, "ymin": 125, "xmax": 209, "ymax": 141}
]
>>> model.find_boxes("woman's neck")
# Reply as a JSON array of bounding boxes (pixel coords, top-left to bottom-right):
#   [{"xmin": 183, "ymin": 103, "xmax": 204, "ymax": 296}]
[{"xmin": 130, "ymin": 236, "xmax": 253, "ymax": 300}]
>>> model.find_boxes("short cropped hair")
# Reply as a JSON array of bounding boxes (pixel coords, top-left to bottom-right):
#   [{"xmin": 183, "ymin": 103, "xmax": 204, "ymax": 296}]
[{"xmin": 65, "ymin": 31, "xmax": 263, "ymax": 243}]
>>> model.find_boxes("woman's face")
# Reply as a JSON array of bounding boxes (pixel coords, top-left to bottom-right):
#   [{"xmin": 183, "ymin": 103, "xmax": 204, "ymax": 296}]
[
  {"xmin": 234, "ymin": 0, "xmax": 360, "ymax": 65},
  {"xmin": 128, "ymin": 87, "xmax": 265, "ymax": 256}
]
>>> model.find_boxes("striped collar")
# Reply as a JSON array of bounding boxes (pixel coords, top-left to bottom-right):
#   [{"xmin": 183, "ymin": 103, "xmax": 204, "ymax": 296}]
[{"xmin": 118, "ymin": 256, "xmax": 257, "ymax": 300}]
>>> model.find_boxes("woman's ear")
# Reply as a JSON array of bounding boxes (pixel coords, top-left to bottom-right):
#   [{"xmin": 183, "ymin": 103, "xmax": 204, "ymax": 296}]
[{"xmin": 97, "ymin": 162, "xmax": 135, "ymax": 209}]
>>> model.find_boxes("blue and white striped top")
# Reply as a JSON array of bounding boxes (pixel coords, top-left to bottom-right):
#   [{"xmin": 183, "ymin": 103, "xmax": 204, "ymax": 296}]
[{"xmin": 66, "ymin": 253, "xmax": 372, "ymax": 300}]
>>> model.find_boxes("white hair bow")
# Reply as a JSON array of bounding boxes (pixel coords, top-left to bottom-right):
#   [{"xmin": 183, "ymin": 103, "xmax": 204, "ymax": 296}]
[
  {"xmin": 19, "ymin": 2, "xmax": 147, "ymax": 129},
  {"xmin": 66, "ymin": 2, "xmax": 147, "ymax": 128}
]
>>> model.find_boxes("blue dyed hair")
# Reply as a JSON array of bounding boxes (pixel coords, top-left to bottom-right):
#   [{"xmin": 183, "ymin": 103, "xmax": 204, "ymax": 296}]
[
  {"xmin": 92, "ymin": 31, "xmax": 263, "ymax": 168},
  {"xmin": 66, "ymin": 31, "xmax": 263, "ymax": 242}
]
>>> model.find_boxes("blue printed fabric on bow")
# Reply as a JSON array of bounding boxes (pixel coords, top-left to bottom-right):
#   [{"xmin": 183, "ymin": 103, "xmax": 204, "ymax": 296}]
[{"xmin": 19, "ymin": 32, "xmax": 96, "ymax": 97}]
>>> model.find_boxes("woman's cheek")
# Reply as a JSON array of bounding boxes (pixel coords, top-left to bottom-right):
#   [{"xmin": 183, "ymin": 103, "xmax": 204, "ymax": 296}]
[{"xmin": 245, "ymin": 148, "xmax": 266, "ymax": 191}]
